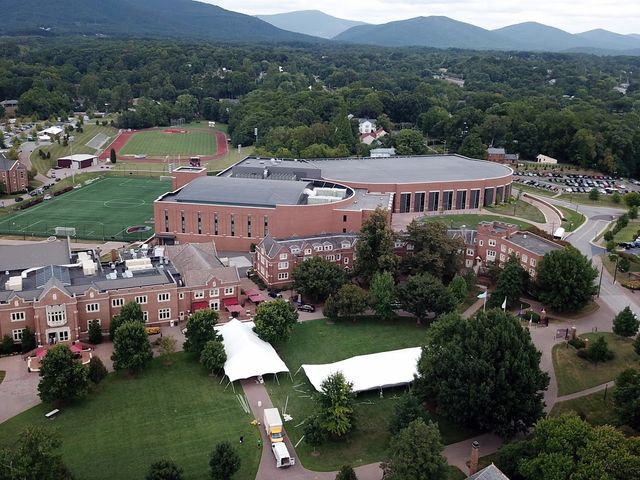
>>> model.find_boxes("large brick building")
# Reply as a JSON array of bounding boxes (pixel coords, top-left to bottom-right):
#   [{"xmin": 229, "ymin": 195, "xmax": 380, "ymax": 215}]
[
  {"xmin": 0, "ymin": 154, "xmax": 28, "ymax": 194},
  {"xmin": 154, "ymin": 155, "xmax": 513, "ymax": 251},
  {"xmin": 0, "ymin": 240, "xmax": 240, "ymax": 347}
]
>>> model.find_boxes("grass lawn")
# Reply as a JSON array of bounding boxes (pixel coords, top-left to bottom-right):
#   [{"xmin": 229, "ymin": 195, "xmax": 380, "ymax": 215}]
[
  {"xmin": 558, "ymin": 193, "xmax": 624, "ymax": 209},
  {"xmin": 120, "ymin": 129, "xmax": 217, "ymax": 156},
  {"xmin": 550, "ymin": 389, "xmax": 618, "ymax": 426},
  {"xmin": 423, "ymin": 214, "xmax": 534, "ymax": 230},
  {"xmin": 484, "ymin": 199, "xmax": 545, "ymax": 223},
  {"xmin": 557, "ymin": 205, "xmax": 586, "ymax": 232},
  {"xmin": 552, "ymin": 332, "xmax": 640, "ymax": 396},
  {"xmin": 513, "ymin": 184, "xmax": 557, "ymax": 198},
  {"xmin": 612, "ymin": 220, "xmax": 640, "ymax": 243},
  {"xmin": 266, "ymin": 317, "xmax": 478, "ymax": 471},
  {"xmin": 0, "ymin": 176, "xmax": 171, "ymax": 241},
  {"xmin": 31, "ymin": 124, "xmax": 118, "ymax": 173},
  {"xmin": 0, "ymin": 354, "xmax": 260, "ymax": 480}
]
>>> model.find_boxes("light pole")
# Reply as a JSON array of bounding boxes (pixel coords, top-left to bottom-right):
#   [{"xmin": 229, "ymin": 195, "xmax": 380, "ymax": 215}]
[{"xmin": 613, "ymin": 255, "xmax": 620, "ymax": 284}]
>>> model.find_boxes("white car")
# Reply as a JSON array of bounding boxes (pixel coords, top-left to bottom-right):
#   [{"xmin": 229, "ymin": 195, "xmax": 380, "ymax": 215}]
[{"xmin": 44, "ymin": 194, "xmax": 52, "ymax": 200}]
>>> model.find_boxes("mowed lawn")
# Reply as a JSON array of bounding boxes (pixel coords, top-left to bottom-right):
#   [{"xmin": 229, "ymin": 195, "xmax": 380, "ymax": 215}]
[
  {"xmin": 120, "ymin": 129, "xmax": 217, "ymax": 156},
  {"xmin": 423, "ymin": 214, "xmax": 534, "ymax": 230},
  {"xmin": 550, "ymin": 389, "xmax": 619, "ymax": 427},
  {"xmin": 266, "ymin": 317, "xmax": 478, "ymax": 471},
  {"xmin": 0, "ymin": 176, "xmax": 171, "ymax": 241},
  {"xmin": 553, "ymin": 332, "xmax": 640, "ymax": 396},
  {"xmin": 0, "ymin": 354, "xmax": 260, "ymax": 480}
]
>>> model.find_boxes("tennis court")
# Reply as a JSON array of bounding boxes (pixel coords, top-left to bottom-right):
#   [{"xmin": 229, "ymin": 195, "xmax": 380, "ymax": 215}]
[
  {"xmin": 0, "ymin": 177, "xmax": 171, "ymax": 241},
  {"xmin": 119, "ymin": 128, "xmax": 217, "ymax": 156}
]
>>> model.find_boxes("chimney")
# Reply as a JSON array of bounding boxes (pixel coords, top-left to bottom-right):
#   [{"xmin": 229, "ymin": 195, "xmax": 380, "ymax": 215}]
[{"xmin": 469, "ymin": 441, "xmax": 480, "ymax": 476}]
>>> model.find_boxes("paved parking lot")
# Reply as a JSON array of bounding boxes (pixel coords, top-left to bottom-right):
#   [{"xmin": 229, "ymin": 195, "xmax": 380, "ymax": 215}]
[{"xmin": 514, "ymin": 170, "xmax": 640, "ymax": 196}]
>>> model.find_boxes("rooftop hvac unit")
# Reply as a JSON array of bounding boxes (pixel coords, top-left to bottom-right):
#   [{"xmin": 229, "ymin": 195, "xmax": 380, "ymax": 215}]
[{"xmin": 5, "ymin": 276, "xmax": 22, "ymax": 291}]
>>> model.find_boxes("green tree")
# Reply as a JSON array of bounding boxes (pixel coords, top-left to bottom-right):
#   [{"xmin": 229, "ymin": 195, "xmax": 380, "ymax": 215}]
[
  {"xmin": 146, "ymin": 459, "xmax": 183, "ymax": 480},
  {"xmin": 395, "ymin": 129, "xmax": 427, "ymax": 155},
  {"xmin": 402, "ymin": 221, "xmax": 463, "ymax": 282},
  {"xmin": 323, "ymin": 284, "xmax": 368, "ymax": 321},
  {"xmin": 612, "ymin": 191, "xmax": 622, "ymax": 204},
  {"xmin": 158, "ymin": 335, "xmax": 177, "ymax": 364},
  {"xmin": 588, "ymin": 188, "xmax": 600, "ymax": 201},
  {"xmin": 209, "ymin": 441, "xmax": 241, "ymax": 480},
  {"xmin": 87, "ymin": 356, "xmax": 108, "ymax": 385},
  {"xmin": 635, "ymin": 335, "xmax": 640, "ymax": 356},
  {"xmin": 292, "ymin": 256, "xmax": 347, "ymax": 303},
  {"xmin": 200, "ymin": 339, "xmax": 227, "ymax": 374},
  {"xmin": 1, "ymin": 334, "xmax": 14, "ymax": 355},
  {"xmin": 381, "ymin": 418, "xmax": 448, "ymax": 480},
  {"xmin": 183, "ymin": 309, "xmax": 219, "ymax": 355},
  {"xmin": 38, "ymin": 344, "xmax": 89, "ymax": 405},
  {"xmin": 459, "ymin": 132, "xmax": 487, "ymax": 159},
  {"xmin": 415, "ymin": 310, "xmax": 549, "ymax": 436},
  {"xmin": 110, "ymin": 147, "xmax": 117, "ymax": 164},
  {"xmin": 335, "ymin": 465, "xmax": 358, "ymax": 480},
  {"xmin": 303, "ymin": 414, "xmax": 327, "ymax": 452},
  {"xmin": 613, "ymin": 369, "xmax": 640, "ymax": 430},
  {"xmin": 20, "ymin": 326, "xmax": 36, "ymax": 353},
  {"xmin": 319, "ymin": 372, "xmax": 356, "ymax": 438},
  {"xmin": 629, "ymin": 205, "xmax": 638, "ymax": 219},
  {"xmin": 447, "ymin": 275, "xmax": 468, "ymax": 305},
  {"xmin": 88, "ymin": 320, "xmax": 102, "ymax": 344},
  {"xmin": 389, "ymin": 393, "xmax": 426, "ymax": 435},
  {"xmin": 625, "ymin": 191, "xmax": 640, "ymax": 207},
  {"xmin": 173, "ymin": 94, "xmax": 198, "ymax": 122},
  {"xmin": 253, "ymin": 299, "xmax": 298, "ymax": 343},
  {"xmin": 613, "ymin": 306, "xmax": 639, "ymax": 337},
  {"xmin": 488, "ymin": 255, "xmax": 529, "ymax": 309},
  {"xmin": 369, "ymin": 271, "xmax": 396, "ymax": 320},
  {"xmin": 354, "ymin": 208, "xmax": 398, "ymax": 284},
  {"xmin": 578, "ymin": 335, "xmax": 614, "ymax": 365},
  {"xmin": 111, "ymin": 321, "xmax": 153, "ymax": 374},
  {"xmin": 0, "ymin": 427, "xmax": 73, "ymax": 480},
  {"xmin": 536, "ymin": 247, "xmax": 598, "ymax": 313},
  {"xmin": 110, "ymin": 301, "xmax": 144, "ymax": 340},
  {"xmin": 396, "ymin": 273, "xmax": 456, "ymax": 323}
]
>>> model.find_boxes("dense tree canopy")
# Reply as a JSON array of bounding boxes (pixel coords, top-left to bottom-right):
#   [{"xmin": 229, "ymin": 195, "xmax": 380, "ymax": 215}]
[
  {"xmin": 396, "ymin": 273, "xmax": 456, "ymax": 322},
  {"xmin": 416, "ymin": 309, "xmax": 549, "ymax": 436},
  {"xmin": 183, "ymin": 309, "xmax": 220, "ymax": 355},
  {"xmin": 354, "ymin": 208, "xmax": 398, "ymax": 284},
  {"xmin": 613, "ymin": 306, "xmax": 639, "ymax": 337},
  {"xmin": 253, "ymin": 299, "xmax": 299, "ymax": 343},
  {"xmin": 38, "ymin": 344, "xmax": 88, "ymax": 405},
  {"xmin": 613, "ymin": 369, "xmax": 640, "ymax": 430},
  {"xmin": 488, "ymin": 255, "xmax": 529, "ymax": 309},
  {"xmin": 292, "ymin": 256, "xmax": 347, "ymax": 303},
  {"xmin": 111, "ymin": 321, "xmax": 153, "ymax": 374}
]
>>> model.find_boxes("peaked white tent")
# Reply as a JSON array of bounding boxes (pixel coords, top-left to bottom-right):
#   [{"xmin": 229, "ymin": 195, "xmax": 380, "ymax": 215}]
[
  {"xmin": 302, "ymin": 347, "xmax": 422, "ymax": 393},
  {"xmin": 216, "ymin": 319, "xmax": 289, "ymax": 382}
]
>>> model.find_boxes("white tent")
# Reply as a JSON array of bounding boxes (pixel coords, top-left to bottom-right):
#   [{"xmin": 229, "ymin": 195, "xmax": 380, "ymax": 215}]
[
  {"xmin": 216, "ymin": 319, "xmax": 289, "ymax": 382},
  {"xmin": 302, "ymin": 347, "xmax": 422, "ymax": 393},
  {"xmin": 42, "ymin": 126, "xmax": 64, "ymax": 136}
]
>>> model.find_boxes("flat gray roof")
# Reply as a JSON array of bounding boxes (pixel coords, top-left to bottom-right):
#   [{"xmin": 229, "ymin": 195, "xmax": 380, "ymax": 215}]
[
  {"xmin": 509, "ymin": 232, "xmax": 561, "ymax": 256},
  {"xmin": 0, "ymin": 240, "xmax": 69, "ymax": 271},
  {"xmin": 169, "ymin": 176, "xmax": 313, "ymax": 208},
  {"xmin": 309, "ymin": 155, "xmax": 512, "ymax": 184}
]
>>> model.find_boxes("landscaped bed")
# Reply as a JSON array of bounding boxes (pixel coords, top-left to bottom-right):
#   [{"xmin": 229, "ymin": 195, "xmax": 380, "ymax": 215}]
[
  {"xmin": 552, "ymin": 332, "xmax": 639, "ymax": 396},
  {"xmin": 0, "ymin": 354, "xmax": 260, "ymax": 480},
  {"xmin": 266, "ymin": 317, "xmax": 478, "ymax": 471}
]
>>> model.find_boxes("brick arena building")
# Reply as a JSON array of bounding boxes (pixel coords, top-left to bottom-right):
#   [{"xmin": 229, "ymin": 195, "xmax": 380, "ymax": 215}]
[{"xmin": 154, "ymin": 155, "xmax": 513, "ymax": 251}]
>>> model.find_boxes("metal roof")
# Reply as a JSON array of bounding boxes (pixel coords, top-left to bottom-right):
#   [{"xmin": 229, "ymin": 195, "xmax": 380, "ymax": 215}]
[
  {"xmin": 309, "ymin": 155, "xmax": 512, "ymax": 184},
  {"xmin": 508, "ymin": 232, "xmax": 561, "ymax": 256},
  {"xmin": 0, "ymin": 153, "xmax": 17, "ymax": 172},
  {"xmin": 169, "ymin": 176, "xmax": 312, "ymax": 207},
  {"xmin": 0, "ymin": 240, "xmax": 70, "ymax": 272},
  {"xmin": 467, "ymin": 464, "xmax": 510, "ymax": 480}
]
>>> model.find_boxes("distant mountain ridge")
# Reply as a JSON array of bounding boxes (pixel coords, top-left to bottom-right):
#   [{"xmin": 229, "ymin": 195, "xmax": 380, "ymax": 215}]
[
  {"xmin": 257, "ymin": 10, "xmax": 367, "ymax": 39},
  {"xmin": 0, "ymin": 0, "xmax": 319, "ymax": 43}
]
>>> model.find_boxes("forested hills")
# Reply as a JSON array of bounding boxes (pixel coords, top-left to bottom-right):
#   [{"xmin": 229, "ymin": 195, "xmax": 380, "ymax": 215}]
[
  {"xmin": 0, "ymin": 0, "xmax": 319, "ymax": 44},
  {"xmin": 257, "ymin": 10, "xmax": 367, "ymax": 39}
]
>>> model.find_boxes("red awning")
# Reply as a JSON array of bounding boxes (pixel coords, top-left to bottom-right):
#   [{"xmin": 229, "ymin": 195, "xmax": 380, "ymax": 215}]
[
  {"xmin": 249, "ymin": 293, "xmax": 267, "ymax": 303},
  {"xmin": 245, "ymin": 288, "xmax": 260, "ymax": 297},
  {"xmin": 70, "ymin": 343, "xmax": 83, "ymax": 354},
  {"xmin": 222, "ymin": 297, "xmax": 239, "ymax": 307},
  {"xmin": 191, "ymin": 301, "xmax": 209, "ymax": 311},
  {"xmin": 36, "ymin": 347, "xmax": 47, "ymax": 358},
  {"xmin": 226, "ymin": 304, "xmax": 244, "ymax": 313}
]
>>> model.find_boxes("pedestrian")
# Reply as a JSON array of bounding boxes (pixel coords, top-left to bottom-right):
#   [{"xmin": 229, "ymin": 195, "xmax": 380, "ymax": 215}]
[{"xmin": 239, "ymin": 436, "xmax": 244, "ymax": 444}]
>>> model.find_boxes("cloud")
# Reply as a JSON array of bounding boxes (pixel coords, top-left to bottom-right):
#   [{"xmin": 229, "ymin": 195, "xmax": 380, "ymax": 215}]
[{"xmin": 205, "ymin": 0, "xmax": 640, "ymax": 34}]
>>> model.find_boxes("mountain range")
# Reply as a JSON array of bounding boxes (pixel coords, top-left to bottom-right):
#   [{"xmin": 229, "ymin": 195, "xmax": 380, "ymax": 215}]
[
  {"xmin": 257, "ymin": 10, "xmax": 366, "ymax": 39},
  {"xmin": 1, "ymin": 1, "xmax": 640, "ymax": 55}
]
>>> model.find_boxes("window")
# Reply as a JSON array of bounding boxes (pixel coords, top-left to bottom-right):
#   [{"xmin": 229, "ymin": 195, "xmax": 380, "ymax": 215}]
[
  {"xmin": 314, "ymin": 245, "xmax": 322, "ymax": 252},
  {"xmin": 427, "ymin": 191, "xmax": 439, "ymax": 212},
  {"xmin": 290, "ymin": 247, "xmax": 300, "ymax": 254},
  {"xmin": 58, "ymin": 330, "xmax": 70, "ymax": 342},
  {"xmin": 264, "ymin": 216, "xmax": 269, "ymax": 236},
  {"xmin": 470, "ymin": 189, "xmax": 481, "ymax": 209},
  {"xmin": 193, "ymin": 291, "xmax": 204, "ymax": 299},
  {"xmin": 466, "ymin": 248, "xmax": 474, "ymax": 256},
  {"xmin": 399, "ymin": 193, "xmax": 411, "ymax": 213},
  {"xmin": 224, "ymin": 287, "xmax": 235, "ymax": 295},
  {"xmin": 230, "ymin": 214, "xmax": 235, "ymax": 237},
  {"xmin": 197, "ymin": 211, "xmax": 202, "ymax": 234},
  {"xmin": 341, "ymin": 241, "xmax": 350, "ymax": 249},
  {"xmin": 324, "ymin": 245, "xmax": 333, "ymax": 251},
  {"xmin": 279, "ymin": 253, "xmax": 288, "ymax": 260},
  {"xmin": 414, "ymin": 192, "xmax": 425, "ymax": 212},
  {"xmin": 210, "ymin": 288, "xmax": 219, "ymax": 297},
  {"xmin": 501, "ymin": 244, "xmax": 506, "ymax": 253},
  {"xmin": 142, "ymin": 311, "xmax": 149, "ymax": 322},
  {"xmin": 278, "ymin": 261, "xmax": 289, "ymax": 270},
  {"xmin": 343, "ymin": 215, "xmax": 347, "ymax": 222},
  {"xmin": 86, "ymin": 303, "xmax": 100, "ymax": 313},
  {"xmin": 158, "ymin": 292, "xmax": 170, "ymax": 302},
  {"xmin": 344, "ymin": 257, "xmax": 349, "ymax": 264},
  {"xmin": 496, "ymin": 186, "xmax": 505, "ymax": 203},
  {"xmin": 135, "ymin": 295, "xmax": 147, "ymax": 304},
  {"xmin": 530, "ymin": 258, "xmax": 537, "ymax": 267},
  {"xmin": 508, "ymin": 248, "xmax": 513, "ymax": 255},
  {"xmin": 180, "ymin": 210, "xmax": 185, "ymax": 233},
  {"xmin": 456, "ymin": 190, "xmax": 467, "ymax": 209},
  {"xmin": 164, "ymin": 209, "xmax": 169, "ymax": 233},
  {"xmin": 406, "ymin": 244, "xmax": 414, "ymax": 251},
  {"xmin": 327, "ymin": 255, "xmax": 335, "ymax": 261},
  {"xmin": 304, "ymin": 248, "xmax": 312, "ymax": 255},
  {"xmin": 10, "ymin": 311, "xmax": 25, "ymax": 322},
  {"xmin": 277, "ymin": 272, "xmax": 289, "ymax": 280},
  {"xmin": 500, "ymin": 254, "xmax": 506, "ymax": 262},
  {"xmin": 46, "ymin": 305, "xmax": 67, "ymax": 327},
  {"xmin": 89, "ymin": 318, "xmax": 101, "ymax": 326},
  {"xmin": 488, "ymin": 239, "xmax": 496, "ymax": 247},
  {"xmin": 159, "ymin": 308, "xmax": 171, "ymax": 320},
  {"xmin": 529, "ymin": 268, "xmax": 536, "ymax": 276},
  {"xmin": 336, "ymin": 253, "xmax": 341, "ymax": 260},
  {"xmin": 479, "ymin": 240, "xmax": 484, "ymax": 247},
  {"xmin": 483, "ymin": 187, "xmax": 495, "ymax": 207},
  {"xmin": 214, "ymin": 213, "xmax": 219, "ymax": 235},
  {"xmin": 487, "ymin": 250, "xmax": 496, "ymax": 258},
  {"xmin": 12, "ymin": 329, "xmax": 23, "ymax": 341},
  {"xmin": 209, "ymin": 300, "xmax": 219, "ymax": 311},
  {"xmin": 442, "ymin": 191, "xmax": 454, "ymax": 211},
  {"xmin": 522, "ymin": 254, "xmax": 528, "ymax": 263},
  {"xmin": 112, "ymin": 298, "xmax": 124, "ymax": 307},
  {"xmin": 179, "ymin": 292, "xmax": 185, "ymax": 300},
  {"xmin": 247, "ymin": 215, "xmax": 252, "ymax": 238}
]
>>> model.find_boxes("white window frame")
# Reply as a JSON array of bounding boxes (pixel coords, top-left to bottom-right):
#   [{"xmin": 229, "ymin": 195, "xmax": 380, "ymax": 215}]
[
  {"xmin": 500, "ymin": 244, "xmax": 506, "ymax": 252},
  {"xmin": 327, "ymin": 255, "xmax": 335, "ymax": 261},
  {"xmin": 466, "ymin": 248, "xmax": 474, "ymax": 256},
  {"xmin": 224, "ymin": 287, "xmax": 235, "ymax": 295},
  {"xmin": 86, "ymin": 303, "xmax": 100, "ymax": 313},
  {"xmin": 10, "ymin": 311, "xmax": 25, "ymax": 322},
  {"xmin": 487, "ymin": 250, "xmax": 496, "ymax": 258},
  {"xmin": 88, "ymin": 318, "xmax": 101, "ymax": 326},
  {"xmin": 209, "ymin": 288, "xmax": 219, "ymax": 298},
  {"xmin": 499, "ymin": 254, "xmax": 506, "ymax": 262},
  {"xmin": 209, "ymin": 300, "xmax": 220, "ymax": 311},
  {"xmin": 278, "ymin": 261, "xmax": 289, "ymax": 270},
  {"xmin": 158, "ymin": 308, "xmax": 171, "ymax": 320},
  {"xmin": 179, "ymin": 292, "xmax": 185, "ymax": 300},
  {"xmin": 277, "ymin": 272, "xmax": 289, "ymax": 280},
  {"xmin": 12, "ymin": 328, "xmax": 23, "ymax": 342},
  {"xmin": 344, "ymin": 257, "xmax": 349, "ymax": 264},
  {"xmin": 529, "ymin": 268, "xmax": 536, "ymax": 276},
  {"xmin": 157, "ymin": 292, "xmax": 170, "ymax": 302},
  {"xmin": 522, "ymin": 254, "xmax": 528, "ymax": 263},
  {"xmin": 530, "ymin": 258, "xmax": 537, "ymax": 267},
  {"xmin": 135, "ymin": 295, "xmax": 148, "ymax": 305},
  {"xmin": 479, "ymin": 240, "xmax": 484, "ymax": 247},
  {"xmin": 341, "ymin": 241, "xmax": 350, "ymax": 249},
  {"xmin": 406, "ymin": 244, "xmax": 414, "ymax": 251},
  {"xmin": 324, "ymin": 245, "xmax": 333, "ymax": 251},
  {"xmin": 279, "ymin": 253, "xmax": 288, "ymax": 260},
  {"xmin": 304, "ymin": 248, "xmax": 312, "ymax": 255},
  {"xmin": 193, "ymin": 290, "xmax": 205, "ymax": 299},
  {"xmin": 112, "ymin": 298, "xmax": 124, "ymax": 307},
  {"xmin": 46, "ymin": 304, "xmax": 67, "ymax": 327},
  {"xmin": 290, "ymin": 247, "xmax": 300, "ymax": 255},
  {"xmin": 142, "ymin": 311, "xmax": 149, "ymax": 322}
]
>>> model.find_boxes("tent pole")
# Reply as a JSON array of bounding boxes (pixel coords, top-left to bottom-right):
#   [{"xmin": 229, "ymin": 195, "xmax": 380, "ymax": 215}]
[
  {"xmin": 231, "ymin": 381, "xmax": 235, "ymax": 393},
  {"xmin": 293, "ymin": 365, "xmax": 303, "ymax": 376},
  {"xmin": 275, "ymin": 373, "xmax": 280, "ymax": 385},
  {"xmin": 289, "ymin": 371, "xmax": 294, "ymax": 382}
]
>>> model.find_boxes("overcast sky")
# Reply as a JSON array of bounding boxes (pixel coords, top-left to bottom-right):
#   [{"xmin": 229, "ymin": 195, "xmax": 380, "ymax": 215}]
[{"xmin": 206, "ymin": 0, "xmax": 640, "ymax": 34}]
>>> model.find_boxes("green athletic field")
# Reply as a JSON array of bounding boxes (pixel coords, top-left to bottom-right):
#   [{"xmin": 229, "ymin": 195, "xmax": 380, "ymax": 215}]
[
  {"xmin": 119, "ymin": 129, "xmax": 217, "ymax": 156},
  {"xmin": 0, "ymin": 177, "xmax": 171, "ymax": 241}
]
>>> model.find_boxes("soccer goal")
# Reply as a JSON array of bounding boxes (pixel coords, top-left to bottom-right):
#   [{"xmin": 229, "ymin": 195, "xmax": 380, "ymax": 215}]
[{"xmin": 55, "ymin": 226, "xmax": 77, "ymax": 236}]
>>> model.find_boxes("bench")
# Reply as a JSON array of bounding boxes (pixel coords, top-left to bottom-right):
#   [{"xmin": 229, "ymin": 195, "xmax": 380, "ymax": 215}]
[{"xmin": 45, "ymin": 409, "xmax": 60, "ymax": 419}]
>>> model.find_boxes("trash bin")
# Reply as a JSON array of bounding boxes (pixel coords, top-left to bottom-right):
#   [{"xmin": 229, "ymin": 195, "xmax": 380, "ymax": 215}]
[{"xmin": 169, "ymin": 320, "xmax": 175, "ymax": 327}]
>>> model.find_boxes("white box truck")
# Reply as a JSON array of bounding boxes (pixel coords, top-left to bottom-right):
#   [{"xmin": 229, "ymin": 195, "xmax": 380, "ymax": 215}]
[
  {"xmin": 271, "ymin": 441, "xmax": 295, "ymax": 468},
  {"xmin": 263, "ymin": 408, "xmax": 284, "ymax": 442}
]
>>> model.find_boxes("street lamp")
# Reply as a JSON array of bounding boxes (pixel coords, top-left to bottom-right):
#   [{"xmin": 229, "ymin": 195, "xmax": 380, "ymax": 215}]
[{"xmin": 613, "ymin": 255, "xmax": 621, "ymax": 284}]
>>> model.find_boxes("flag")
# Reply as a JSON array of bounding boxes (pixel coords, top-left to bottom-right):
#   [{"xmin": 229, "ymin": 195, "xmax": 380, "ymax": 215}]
[
  {"xmin": 477, "ymin": 291, "xmax": 488, "ymax": 299},
  {"xmin": 501, "ymin": 297, "xmax": 507, "ymax": 310}
]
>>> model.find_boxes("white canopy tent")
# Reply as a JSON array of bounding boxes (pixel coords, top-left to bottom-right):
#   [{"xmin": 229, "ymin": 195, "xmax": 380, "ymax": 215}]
[
  {"xmin": 216, "ymin": 319, "xmax": 289, "ymax": 382},
  {"xmin": 302, "ymin": 347, "xmax": 422, "ymax": 393}
]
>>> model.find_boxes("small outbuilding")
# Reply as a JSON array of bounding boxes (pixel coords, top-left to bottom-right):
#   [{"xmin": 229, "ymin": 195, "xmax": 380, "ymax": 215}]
[
  {"xmin": 57, "ymin": 154, "xmax": 98, "ymax": 170},
  {"xmin": 536, "ymin": 154, "xmax": 558, "ymax": 165}
]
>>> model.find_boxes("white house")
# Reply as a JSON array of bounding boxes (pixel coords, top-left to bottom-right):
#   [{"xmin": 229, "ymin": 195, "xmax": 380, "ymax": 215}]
[
  {"xmin": 536, "ymin": 154, "xmax": 558, "ymax": 165},
  {"xmin": 41, "ymin": 126, "xmax": 64, "ymax": 137},
  {"xmin": 358, "ymin": 119, "xmax": 376, "ymax": 134},
  {"xmin": 370, "ymin": 148, "xmax": 396, "ymax": 158}
]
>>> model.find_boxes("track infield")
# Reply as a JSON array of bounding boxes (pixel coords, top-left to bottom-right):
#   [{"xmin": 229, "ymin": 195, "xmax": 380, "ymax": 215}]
[
  {"xmin": 0, "ymin": 177, "xmax": 171, "ymax": 241},
  {"xmin": 119, "ymin": 128, "xmax": 217, "ymax": 157}
]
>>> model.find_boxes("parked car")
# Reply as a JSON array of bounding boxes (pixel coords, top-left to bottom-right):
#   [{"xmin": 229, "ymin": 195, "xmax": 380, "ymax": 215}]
[
  {"xmin": 14, "ymin": 196, "xmax": 23, "ymax": 202},
  {"xmin": 268, "ymin": 291, "xmax": 283, "ymax": 298},
  {"xmin": 297, "ymin": 304, "xmax": 315, "ymax": 313},
  {"xmin": 44, "ymin": 194, "xmax": 52, "ymax": 200}
]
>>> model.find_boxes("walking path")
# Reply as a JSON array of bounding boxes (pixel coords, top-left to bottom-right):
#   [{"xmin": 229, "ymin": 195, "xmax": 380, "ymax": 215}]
[{"xmin": 555, "ymin": 381, "xmax": 615, "ymax": 403}]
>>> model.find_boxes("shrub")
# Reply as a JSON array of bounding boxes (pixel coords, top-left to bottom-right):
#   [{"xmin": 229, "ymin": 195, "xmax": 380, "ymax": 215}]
[
  {"xmin": 88, "ymin": 321, "xmax": 102, "ymax": 344},
  {"xmin": 577, "ymin": 336, "xmax": 615, "ymax": 364},
  {"xmin": 603, "ymin": 231, "xmax": 614, "ymax": 242},
  {"xmin": 568, "ymin": 337, "xmax": 586, "ymax": 349},
  {"xmin": 1, "ymin": 334, "xmax": 15, "ymax": 355},
  {"xmin": 87, "ymin": 356, "xmax": 108, "ymax": 384}
]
